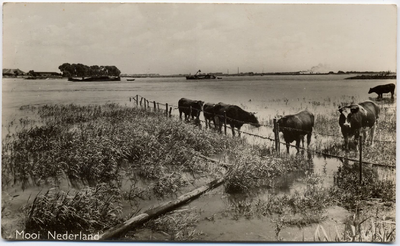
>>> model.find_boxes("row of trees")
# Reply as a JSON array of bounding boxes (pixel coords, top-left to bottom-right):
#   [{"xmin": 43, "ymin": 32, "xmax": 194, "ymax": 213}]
[{"xmin": 58, "ymin": 63, "xmax": 121, "ymax": 78}]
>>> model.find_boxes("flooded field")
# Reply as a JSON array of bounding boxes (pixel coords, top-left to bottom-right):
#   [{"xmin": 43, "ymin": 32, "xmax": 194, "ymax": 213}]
[
  {"xmin": 3, "ymin": 74, "xmax": 396, "ymax": 173},
  {"xmin": 2, "ymin": 75, "xmax": 396, "ymax": 241}
]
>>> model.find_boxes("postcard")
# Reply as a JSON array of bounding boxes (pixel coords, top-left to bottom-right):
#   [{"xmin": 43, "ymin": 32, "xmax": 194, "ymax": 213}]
[{"xmin": 2, "ymin": 2, "xmax": 396, "ymax": 243}]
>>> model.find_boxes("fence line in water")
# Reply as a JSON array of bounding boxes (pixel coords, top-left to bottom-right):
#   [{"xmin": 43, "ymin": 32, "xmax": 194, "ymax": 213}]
[{"xmin": 129, "ymin": 95, "xmax": 396, "ymax": 172}]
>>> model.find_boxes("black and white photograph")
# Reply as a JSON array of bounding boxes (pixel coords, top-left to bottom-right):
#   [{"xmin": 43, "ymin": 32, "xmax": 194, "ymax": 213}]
[{"xmin": 1, "ymin": 1, "xmax": 397, "ymax": 243}]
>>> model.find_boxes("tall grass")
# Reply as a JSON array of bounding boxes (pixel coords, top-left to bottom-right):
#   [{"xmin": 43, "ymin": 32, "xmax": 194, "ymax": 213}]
[
  {"xmin": 23, "ymin": 183, "xmax": 122, "ymax": 238},
  {"xmin": 329, "ymin": 163, "xmax": 395, "ymax": 210},
  {"xmin": 2, "ymin": 102, "xmax": 395, "ymax": 240},
  {"xmin": 224, "ymin": 150, "xmax": 312, "ymax": 193},
  {"xmin": 2, "ymin": 104, "xmax": 242, "ymax": 191},
  {"xmin": 227, "ymin": 173, "xmax": 332, "ymax": 233},
  {"xmin": 141, "ymin": 208, "xmax": 203, "ymax": 241},
  {"xmin": 315, "ymin": 207, "xmax": 395, "ymax": 242},
  {"xmin": 2, "ymin": 104, "xmax": 245, "ymax": 238}
]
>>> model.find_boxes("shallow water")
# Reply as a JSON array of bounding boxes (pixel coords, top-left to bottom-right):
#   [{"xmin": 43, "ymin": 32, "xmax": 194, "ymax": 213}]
[
  {"xmin": 2, "ymin": 75, "xmax": 396, "ymax": 240},
  {"xmin": 3, "ymin": 75, "xmax": 395, "ymax": 189}
]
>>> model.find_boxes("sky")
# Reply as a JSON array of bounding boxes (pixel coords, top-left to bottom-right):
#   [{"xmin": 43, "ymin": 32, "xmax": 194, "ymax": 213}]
[{"xmin": 2, "ymin": 2, "xmax": 397, "ymax": 75}]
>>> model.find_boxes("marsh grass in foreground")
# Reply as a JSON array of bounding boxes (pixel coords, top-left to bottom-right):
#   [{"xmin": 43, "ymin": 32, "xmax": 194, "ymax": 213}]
[
  {"xmin": 320, "ymin": 163, "xmax": 396, "ymax": 242},
  {"xmin": 329, "ymin": 163, "xmax": 395, "ymax": 210},
  {"xmin": 140, "ymin": 208, "xmax": 203, "ymax": 241},
  {"xmin": 2, "ymin": 104, "xmax": 242, "ymax": 190},
  {"xmin": 227, "ymin": 174, "xmax": 331, "ymax": 228},
  {"xmin": 2, "ymin": 103, "xmax": 395, "ymax": 241},
  {"xmin": 23, "ymin": 183, "xmax": 123, "ymax": 238},
  {"xmin": 2, "ymin": 104, "xmax": 244, "ymax": 238},
  {"xmin": 315, "ymin": 207, "xmax": 396, "ymax": 242}
]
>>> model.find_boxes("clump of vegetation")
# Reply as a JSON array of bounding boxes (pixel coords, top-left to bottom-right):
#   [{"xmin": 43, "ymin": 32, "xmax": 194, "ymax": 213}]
[
  {"xmin": 23, "ymin": 183, "xmax": 122, "ymax": 237},
  {"xmin": 142, "ymin": 209, "xmax": 203, "ymax": 241},
  {"xmin": 329, "ymin": 163, "xmax": 395, "ymax": 210},
  {"xmin": 228, "ymin": 173, "xmax": 332, "ymax": 229},
  {"xmin": 2, "ymin": 104, "xmax": 244, "ymax": 239},
  {"xmin": 315, "ymin": 207, "xmax": 395, "ymax": 242},
  {"xmin": 224, "ymin": 151, "xmax": 312, "ymax": 193},
  {"xmin": 2, "ymin": 104, "xmax": 241, "ymax": 191}
]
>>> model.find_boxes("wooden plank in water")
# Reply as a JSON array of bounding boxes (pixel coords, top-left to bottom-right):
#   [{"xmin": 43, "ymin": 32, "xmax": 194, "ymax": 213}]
[{"xmin": 99, "ymin": 175, "xmax": 226, "ymax": 240}]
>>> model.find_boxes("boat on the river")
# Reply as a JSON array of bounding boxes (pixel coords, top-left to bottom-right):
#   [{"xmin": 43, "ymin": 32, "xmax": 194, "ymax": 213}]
[
  {"xmin": 186, "ymin": 70, "xmax": 219, "ymax": 80},
  {"xmin": 68, "ymin": 76, "xmax": 121, "ymax": 82},
  {"xmin": 127, "ymin": 78, "xmax": 136, "ymax": 81}
]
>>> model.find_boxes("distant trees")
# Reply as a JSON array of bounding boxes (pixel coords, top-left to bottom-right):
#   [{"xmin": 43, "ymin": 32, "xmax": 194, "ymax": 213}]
[
  {"xmin": 28, "ymin": 70, "xmax": 37, "ymax": 77},
  {"xmin": 58, "ymin": 63, "xmax": 121, "ymax": 78}
]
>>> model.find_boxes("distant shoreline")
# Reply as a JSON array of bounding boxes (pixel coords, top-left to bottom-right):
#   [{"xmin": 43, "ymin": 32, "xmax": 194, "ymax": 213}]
[
  {"xmin": 345, "ymin": 74, "xmax": 396, "ymax": 80},
  {"xmin": 3, "ymin": 72, "xmax": 397, "ymax": 80}
]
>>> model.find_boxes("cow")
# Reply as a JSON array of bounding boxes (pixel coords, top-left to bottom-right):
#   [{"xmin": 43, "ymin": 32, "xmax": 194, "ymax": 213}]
[
  {"xmin": 213, "ymin": 102, "xmax": 260, "ymax": 136},
  {"xmin": 368, "ymin": 83, "xmax": 395, "ymax": 99},
  {"xmin": 338, "ymin": 100, "xmax": 380, "ymax": 150},
  {"xmin": 274, "ymin": 110, "xmax": 314, "ymax": 153},
  {"xmin": 178, "ymin": 98, "xmax": 204, "ymax": 121},
  {"xmin": 203, "ymin": 103, "xmax": 216, "ymax": 129}
]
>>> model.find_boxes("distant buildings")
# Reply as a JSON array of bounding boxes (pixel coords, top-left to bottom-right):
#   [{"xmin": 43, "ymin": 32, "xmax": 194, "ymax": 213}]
[
  {"xmin": 3, "ymin": 69, "xmax": 62, "ymax": 78},
  {"xmin": 34, "ymin": 72, "xmax": 63, "ymax": 78},
  {"xmin": 3, "ymin": 68, "xmax": 25, "ymax": 76},
  {"xmin": 121, "ymin": 73, "xmax": 160, "ymax": 78}
]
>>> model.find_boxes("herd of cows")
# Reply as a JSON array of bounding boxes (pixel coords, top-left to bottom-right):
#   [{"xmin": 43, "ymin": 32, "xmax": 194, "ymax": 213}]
[{"xmin": 178, "ymin": 83, "xmax": 395, "ymax": 153}]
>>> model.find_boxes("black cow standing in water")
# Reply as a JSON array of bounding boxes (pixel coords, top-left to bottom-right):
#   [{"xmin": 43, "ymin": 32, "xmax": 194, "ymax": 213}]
[
  {"xmin": 274, "ymin": 110, "xmax": 315, "ymax": 153},
  {"xmin": 368, "ymin": 83, "xmax": 395, "ymax": 99},
  {"xmin": 213, "ymin": 102, "xmax": 260, "ymax": 136},
  {"xmin": 338, "ymin": 100, "xmax": 380, "ymax": 150},
  {"xmin": 178, "ymin": 98, "xmax": 204, "ymax": 121},
  {"xmin": 203, "ymin": 103, "xmax": 216, "ymax": 129}
]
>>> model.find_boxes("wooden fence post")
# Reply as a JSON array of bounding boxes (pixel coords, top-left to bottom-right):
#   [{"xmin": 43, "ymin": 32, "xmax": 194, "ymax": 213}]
[
  {"xmin": 166, "ymin": 103, "xmax": 168, "ymax": 117},
  {"xmin": 359, "ymin": 135, "xmax": 363, "ymax": 185},
  {"xmin": 136, "ymin": 95, "xmax": 139, "ymax": 107},
  {"xmin": 129, "ymin": 97, "xmax": 131, "ymax": 102},
  {"xmin": 147, "ymin": 100, "xmax": 150, "ymax": 109},
  {"xmin": 140, "ymin": 97, "xmax": 143, "ymax": 107},
  {"xmin": 169, "ymin": 107, "xmax": 172, "ymax": 117},
  {"xmin": 273, "ymin": 119, "xmax": 280, "ymax": 153},
  {"xmin": 223, "ymin": 111, "xmax": 227, "ymax": 135},
  {"xmin": 153, "ymin": 101, "xmax": 156, "ymax": 112},
  {"xmin": 157, "ymin": 103, "xmax": 160, "ymax": 112}
]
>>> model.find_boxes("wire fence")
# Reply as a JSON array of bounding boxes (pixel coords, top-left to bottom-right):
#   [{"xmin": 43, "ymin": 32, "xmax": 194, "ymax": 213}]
[{"xmin": 129, "ymin": 95, "xmax": 396, "ymax": 172}]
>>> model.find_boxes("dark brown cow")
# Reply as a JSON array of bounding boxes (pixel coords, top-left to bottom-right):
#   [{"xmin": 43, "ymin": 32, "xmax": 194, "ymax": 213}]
[
  {"xmin": 368, "ymin": 83, "xmax": 395, "ymax": 99},
  {"xmin": 274, "ymin": 110, "xmax": 314, "ymax": 153},
  {"xmin": 203, "ymin": 103, "xmax": 216, "ymax": 129},
  {"xmin": 338, "ymin": 101, "xmax": 380, "ymax": 150},
  {"xmin": 178, "ymin": 98, "xmax": 204, "ymax": 121},
  {"xmin": 213, "ymin": 102, "xmax": 260, "ymax": 136}
]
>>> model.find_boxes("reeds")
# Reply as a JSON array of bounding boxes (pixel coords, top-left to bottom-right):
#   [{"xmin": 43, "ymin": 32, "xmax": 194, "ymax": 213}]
[
  {"xmin": 227, "ymin": 173, "xmax": 331, "ymax": 228},
  {"xmin": 315, "ymin": 209, "xmax": 396, "ymax": 242},
  {"xmin": 2, "ymin": 104, "xmax": 241, "ymax": 190},
  {"xmin": 142, "ymin": 208, "xmax": 202, "ymax": 240},
  {"xmin": 23, "ymin": 183, "xmax": 122, "ymax": 238}
]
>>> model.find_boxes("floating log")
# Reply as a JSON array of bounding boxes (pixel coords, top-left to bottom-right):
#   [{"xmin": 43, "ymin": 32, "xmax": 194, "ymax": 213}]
[{"xmin": 99, "ymin": 175, "xmax": 227, "ymax": 240}]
